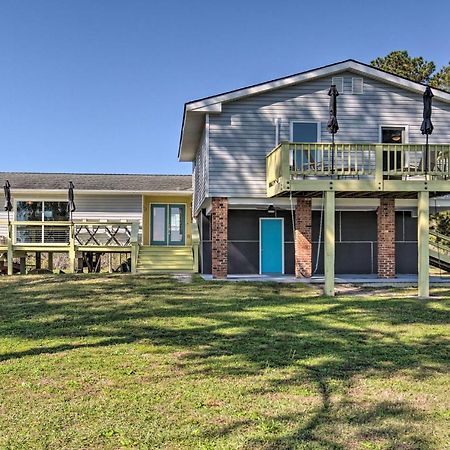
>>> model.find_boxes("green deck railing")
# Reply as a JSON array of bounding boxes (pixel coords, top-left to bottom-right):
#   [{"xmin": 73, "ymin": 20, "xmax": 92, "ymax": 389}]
[
  {"xmin": 429, "ymin": 229, "xmax": 450, "ymax": 270},
  {"xmin": 266, "ymin": 142, "xmax": 450, "ymax": 196}
]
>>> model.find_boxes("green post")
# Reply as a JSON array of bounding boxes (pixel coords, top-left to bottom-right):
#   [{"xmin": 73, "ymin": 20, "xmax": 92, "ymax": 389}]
[
  {"xmin": 7, "ymin": 223, "xmax": 13, "ymax": 276},
  {"xmin": 130, "ymin": 222, "xmax": 139, "ymax": 274},
  {"xmin": 324, "ymin": 191, "xmax": 335, "ymax": 296},
  {"xmin": 280, "ymin": 142, "xmax": 291, "ymax": 190},
  {"xmin": 68, "ymin": 222, "xmax": 76, "ymax": 274},
  {"xmin": 375, "ymin": 144, "xmax": 383, "ymax": 187},
  {"xmin": 191, "ymin": 219, "xmax": 200, "ymax": 273},
  {"xmin": 417, "ymin": 191, "xmax": 429, "ymax": 298}
]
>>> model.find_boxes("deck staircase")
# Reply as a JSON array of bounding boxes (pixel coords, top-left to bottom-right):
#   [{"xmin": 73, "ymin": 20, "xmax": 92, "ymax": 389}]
[
  {"xmin": 136, "ymin": 246, "xmax": 194, "ymax": 273},
  {"xmin": 429, "ymin": 230, "xmax": 450, "ymax": 273}
]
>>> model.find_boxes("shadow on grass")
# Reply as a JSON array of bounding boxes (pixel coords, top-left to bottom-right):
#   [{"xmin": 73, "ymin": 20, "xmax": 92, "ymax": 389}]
[{"xmin": 0, "ymin": 274, "xmax": 449, "ymax": 448}]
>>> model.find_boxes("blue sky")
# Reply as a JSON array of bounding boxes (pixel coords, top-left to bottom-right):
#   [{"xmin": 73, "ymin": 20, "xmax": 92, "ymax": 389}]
[{"xmin": 1, "ymin": 0, "xmax": 449, "ymax": 175}]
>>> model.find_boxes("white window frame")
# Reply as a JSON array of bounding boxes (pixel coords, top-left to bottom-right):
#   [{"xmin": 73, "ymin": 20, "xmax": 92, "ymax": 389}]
[
  {"xmin": 378, "ymin": 125, "xmax": 410, "ymax": 144},
  {"xmin": 352, "ymin": 77, "xmax": 364, "ymax": 94},
  {"xmin": 290, "ymin": 120, "xmax": 321, "ymax": 143},
  {"xmin": 332, "ymin": 76, "xmax": 344, "ymax": 94},
  {"xmin": 259, "ymin": 217, "xmax": 285, "ymax": 275}
]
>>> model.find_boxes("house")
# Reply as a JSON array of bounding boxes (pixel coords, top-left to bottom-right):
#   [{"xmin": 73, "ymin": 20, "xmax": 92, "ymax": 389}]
[
  {"xmin": 178, "ymin": 59, "xmax": 450, "ymax": 296},
  {"xmin": 0, "ymin": 172, "xmax": 197, "ymax": 274}
]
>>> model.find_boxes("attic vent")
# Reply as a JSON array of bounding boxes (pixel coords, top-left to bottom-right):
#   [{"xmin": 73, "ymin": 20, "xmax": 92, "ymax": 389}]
[
  {"xmin": 331, "ymin": 76, "xmax": 343, "ymax": 94},
  {"xmin": 352, "ymin": 77, "xmax": 364, "ymax": 94}
]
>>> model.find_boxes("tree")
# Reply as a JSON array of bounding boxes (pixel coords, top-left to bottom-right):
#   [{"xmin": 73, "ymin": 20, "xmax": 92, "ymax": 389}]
[
  {"xmin": 431, "ymin": 211, "xmax": 450, "ymax": 238},
  {"xmin": 370, "ymin": 51, "xmax": 450, "ymax": 92},
  {"xmin": 430, "ymin": 64, "xmax": 450, "ymax": 92}
]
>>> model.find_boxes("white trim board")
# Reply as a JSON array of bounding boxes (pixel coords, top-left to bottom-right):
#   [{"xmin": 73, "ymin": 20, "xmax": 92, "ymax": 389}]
[
  {"xmin": 179, "ymin": 59, "xmax": 450, "ymax": 161},
  {"xmin": 185, "ymin": 60, "xmax": 450, "ymax": 111},
  {"xmin": 378, "ymin": 124, "xmax": 410, "ymax": 143},
  {"xmin": 290, "ymin": 120, "xmax": 322, "ymax": 142}
]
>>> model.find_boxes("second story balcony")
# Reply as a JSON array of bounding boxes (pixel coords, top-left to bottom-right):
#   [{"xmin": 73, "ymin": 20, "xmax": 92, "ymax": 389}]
[{"xmin": 266, "ymin": 142, "xmax": 450, "ymax": 198}]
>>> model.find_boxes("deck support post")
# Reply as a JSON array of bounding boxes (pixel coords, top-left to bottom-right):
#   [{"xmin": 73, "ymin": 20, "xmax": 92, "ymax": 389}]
[
  {"xmin": 417, "ymin": 191, "xmax": 430, "ymax": 298},
  {"xmin": 48, "ymin": 252, "xmax": 53, "ymax": 272},
  {"xmin": 7, "ymin": 223, "xmax": 13, "ymax": 276},
  {"xmin": 130, "ymin": 222, "xmax": 139, "ymax": 274},
  {"xmin": 20, "ymin": 257, "xmax": 26, "ymax": 274},
  {"xmin": 294, "ymin": 198, "xmax": 312, "ymax": 278},
  {"xmin": 324, "ymin": 191, "xmax": 335, "ymax": 296},
  {"xmin": 68, "ymin": 223, "xmax": 76, "ymax": 274},
  {"xmin": 211, "ymin": 198, "xmax": 228, "ymax": 279},
  {"xmin": 35, "ymin": 252, "xmax": 41, "ymax": 270}
]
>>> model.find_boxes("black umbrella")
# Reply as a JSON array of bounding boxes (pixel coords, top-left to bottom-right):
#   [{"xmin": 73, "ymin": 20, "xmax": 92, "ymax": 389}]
[
  {"xmin": 68, "ymin": 181, "xmax": 76, "ymax": 221},
  {"xmin": 3, "ymin": 180, "xmax": 12, "ymax": 224},
  {"xmin": 327, "ymin": 84, "xmax": 340, "ymax": 175},
  {"xmin": 420, "ymin": 86, "xmax": 434, "ymax": 174}
]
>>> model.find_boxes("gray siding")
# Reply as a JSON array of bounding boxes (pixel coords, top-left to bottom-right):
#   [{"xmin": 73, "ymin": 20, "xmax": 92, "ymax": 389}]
[
  {"xmin": 208, "ymin": 70, "xmax": 450, "ymax": 198},
  {"xmin": 193, "ymin": 125, "xmax": 208, "ymax": 213}
]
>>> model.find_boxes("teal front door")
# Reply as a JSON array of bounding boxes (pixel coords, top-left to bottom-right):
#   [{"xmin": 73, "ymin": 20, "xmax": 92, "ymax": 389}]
[
  {"xmin": 150, "ymin": 204, "xmax": 186, "ymax": 246},
  {"xmin": 260, "ymin": 218, "xmax": 284, "ymax": 274}
]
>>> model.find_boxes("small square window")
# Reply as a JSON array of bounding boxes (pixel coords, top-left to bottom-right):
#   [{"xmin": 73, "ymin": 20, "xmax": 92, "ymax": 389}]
[
  {"xmin": 352, "ymin": 77, "xmax": 364, "ymax": 94},
  {"xmin": 331, "ymin": 76, "xmax": 343, "ymax": 94}
]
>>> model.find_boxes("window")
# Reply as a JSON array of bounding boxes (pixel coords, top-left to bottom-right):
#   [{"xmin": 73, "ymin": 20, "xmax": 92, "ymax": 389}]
[
  {"xmin": 291, "ymin": 122, "xmax": 320, "ymax": 142},
  {"xmin": 381, "ymin": 126, "xmax": 406, "ymax": 144},
  {"xmin": 332, "ymin": 76, "xmax": 343, "ymax": 94},
  {"xmin": 291, "ymin": 121, "xmax": 320, "ymax": 171},
  {"xmin": 16, "ymin": 200, "xmax": 69, "ymax": 244},
  {"xmin": 352, "ymin": 77, "xmax": 364, "ymax": 94}
]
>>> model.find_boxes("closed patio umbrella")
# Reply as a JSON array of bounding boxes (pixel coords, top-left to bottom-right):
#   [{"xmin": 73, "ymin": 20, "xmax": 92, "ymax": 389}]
[
  {"xmin": 3, "ymin": 180, "xmax": 12, "ymax": 224},
  {"xmin": 327, "ymin": 84, "xmax": 340, "ymax": 175},
  {"xmin": 420, "ymin": 86, "xmax": 434, "ymax": 175},
  {"xmin": 68, "ymin": 181, "xmax": 76, "ymax": 221}
]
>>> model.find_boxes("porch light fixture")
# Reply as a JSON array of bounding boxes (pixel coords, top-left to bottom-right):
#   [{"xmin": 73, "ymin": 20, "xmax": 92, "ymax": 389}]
[{"xmin": 267, "ymin": 205, "xmax": 276, "ymax": 214}]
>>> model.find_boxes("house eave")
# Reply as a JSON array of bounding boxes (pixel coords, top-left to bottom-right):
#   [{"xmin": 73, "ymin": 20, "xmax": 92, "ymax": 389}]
[{"xmin": 178, "ymin": 59, "xmax": 450, "ymax": 162}]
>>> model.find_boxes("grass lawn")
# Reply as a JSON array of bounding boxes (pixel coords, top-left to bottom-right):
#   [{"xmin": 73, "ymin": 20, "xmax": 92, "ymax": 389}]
[{"xmin": 0, "ymin": 275, "xmax": 449, "ymax": 449}]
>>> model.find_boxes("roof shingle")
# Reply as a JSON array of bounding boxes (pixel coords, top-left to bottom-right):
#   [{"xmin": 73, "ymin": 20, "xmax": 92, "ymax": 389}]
[{"xmin": 0, "ymin": 172, "xmax": 192, "ymax": 192}]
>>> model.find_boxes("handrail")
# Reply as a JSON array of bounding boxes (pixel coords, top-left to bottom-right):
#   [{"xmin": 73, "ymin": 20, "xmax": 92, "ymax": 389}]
[
  {"xmin": 4, "ymin": 220, "xmax": 141, "ymax": 247},
  {"xmin": 430, "ymin": 229, "xmax": 450, "ymax": 243},
  {"xmin": 191, "ymin": 218, "xmax": 200, "ymax": 273},
  {"xmin": 266, "ymin": 142, "xmax": 450, "ymax": 196},
  {"xmin": 11, "ymin": 220, "xmax": 135, "ymax": 226}
]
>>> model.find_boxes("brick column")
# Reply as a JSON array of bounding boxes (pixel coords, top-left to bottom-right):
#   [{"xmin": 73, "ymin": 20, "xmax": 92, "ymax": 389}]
[
  {"xmin": 295, "ymin": 198, "xmax": 312, "ymax": 278},
  {"xmin": 377, "ymin": 198, "xmax": 396, "ymax": 278},
  {"xmin": 211, "ymin": 197, "xmax": 228, "ymax": 279}
]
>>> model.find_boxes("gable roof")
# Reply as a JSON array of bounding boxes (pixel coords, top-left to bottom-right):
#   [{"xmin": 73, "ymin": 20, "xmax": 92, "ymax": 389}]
[
  {"xmin": 0, "ymin": 172, "xmax": 192, "ymax": 193},
  {"xmin": 178, "ymin": 59, "xmax": 450, "ymax": 161}
]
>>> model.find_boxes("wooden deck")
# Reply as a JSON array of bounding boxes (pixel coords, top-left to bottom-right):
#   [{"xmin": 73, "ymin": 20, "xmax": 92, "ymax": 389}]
[
  {"xmin": 266, "ymin": 142, "xmax": 450, "ymax": 198},
  {"xmin": 0, "ymin": 219, "xmax": 200, "ymax": 276},
  {"xmin": 0, "ymin": 220, "xmax": 139, "ymax": 275}
]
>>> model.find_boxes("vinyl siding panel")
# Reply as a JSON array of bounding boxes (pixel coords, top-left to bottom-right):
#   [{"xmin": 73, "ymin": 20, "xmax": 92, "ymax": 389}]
[{"xmin": 208, "ymin": 70, "xmax": 450, "ymax": 197}]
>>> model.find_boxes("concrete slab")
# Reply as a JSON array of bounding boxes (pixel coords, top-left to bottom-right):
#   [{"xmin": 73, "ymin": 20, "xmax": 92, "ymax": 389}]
[{"xmin": 200, "ymin": 274, "xmax": 450, "ymax": 285}]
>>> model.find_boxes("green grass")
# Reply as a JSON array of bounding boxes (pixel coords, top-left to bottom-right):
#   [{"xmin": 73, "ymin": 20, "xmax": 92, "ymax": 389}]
[{"xmin": 0, "ymin": 275, "xmax": 449, "ymax": 449}]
